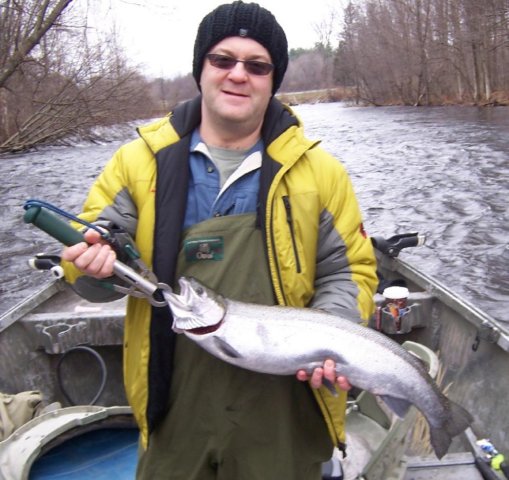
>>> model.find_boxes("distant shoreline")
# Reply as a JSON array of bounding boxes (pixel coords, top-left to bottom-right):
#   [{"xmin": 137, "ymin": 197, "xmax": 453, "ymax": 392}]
[{"xmin": 277, "ymin": 88, "xmax": 509, "ymax": 107}]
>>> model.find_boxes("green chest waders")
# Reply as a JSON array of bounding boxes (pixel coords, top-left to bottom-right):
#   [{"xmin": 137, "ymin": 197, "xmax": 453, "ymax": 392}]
[{"xmin": 137, "ymin": 214, "xmax": 332, "ymax": 480}]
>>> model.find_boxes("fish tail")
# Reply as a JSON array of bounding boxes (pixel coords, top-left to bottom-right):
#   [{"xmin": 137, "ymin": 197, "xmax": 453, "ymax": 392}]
[
  {"xmin": 429, "ymin": 400, "xmax": 473, "ymax": 459},
  {"xmin": 446, "ymin": 400, "xmax": 473, "ymax": 437}
]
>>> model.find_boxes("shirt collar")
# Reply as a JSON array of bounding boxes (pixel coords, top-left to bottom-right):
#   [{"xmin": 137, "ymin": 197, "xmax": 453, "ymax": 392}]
[
  {"xmin": 190, "ymin": 128, "xmax": 263, "ymax": 159},
  {"xmin": 190, "ymin": 128, "xmax": 264, "ymax": 196}
]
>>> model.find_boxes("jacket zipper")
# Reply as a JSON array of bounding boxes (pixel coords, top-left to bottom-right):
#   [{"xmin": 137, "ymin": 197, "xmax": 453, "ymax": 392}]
[
  {"xmin": 267, "ymin": 200, "xmax": 288, "ymax": 305},
  {"xmin": 282, "ymin": 196, "xmax": 302, "ymax": 273}
]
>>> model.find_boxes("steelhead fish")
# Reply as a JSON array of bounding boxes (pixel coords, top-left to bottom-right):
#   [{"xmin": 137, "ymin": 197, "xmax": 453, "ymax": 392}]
[{"xmin": 166, "ymin": 277, "xmax": 472, "ymax": 459}]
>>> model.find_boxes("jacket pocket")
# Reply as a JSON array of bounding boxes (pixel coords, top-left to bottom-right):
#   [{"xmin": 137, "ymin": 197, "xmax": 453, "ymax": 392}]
[{"xmin": 282, "ymin": 196, "xmax": 302, "ymax": 273}]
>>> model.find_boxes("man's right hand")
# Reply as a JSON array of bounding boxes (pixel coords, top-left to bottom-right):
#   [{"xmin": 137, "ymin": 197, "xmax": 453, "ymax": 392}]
[
  {"xmin": 61, "ymin": 229, "xmax": 116, "ymax": 278},
  {"xmin": 296, "ymin": 359, "xmax": 352, "ymax": 391}
]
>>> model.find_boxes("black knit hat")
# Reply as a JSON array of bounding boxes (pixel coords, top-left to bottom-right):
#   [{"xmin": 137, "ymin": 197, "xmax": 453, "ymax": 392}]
[{"xmin": 193, "ymin": 1, "xmax": 288, "ymax": 94}]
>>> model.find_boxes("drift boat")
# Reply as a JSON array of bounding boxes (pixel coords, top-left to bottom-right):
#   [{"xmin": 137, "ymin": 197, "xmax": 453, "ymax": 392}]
[{"xmin": 0, "ymin": 232, "xmax": 508, "ymax": 479}]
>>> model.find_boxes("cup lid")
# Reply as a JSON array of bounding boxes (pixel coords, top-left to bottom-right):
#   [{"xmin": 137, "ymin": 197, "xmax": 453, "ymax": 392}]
[{"xmin": 383, "ymin": 286, "xmax": 409, "ymax": 300}]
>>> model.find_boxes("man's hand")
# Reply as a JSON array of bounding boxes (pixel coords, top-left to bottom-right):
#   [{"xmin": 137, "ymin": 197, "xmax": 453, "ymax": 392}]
[
  {"xmin": 61, "ymin": 229, "xmax": 116, "ymax": 278},
  {"xmin": 296, "ymin": 359, "xmax": 352, "ymax": 391}
]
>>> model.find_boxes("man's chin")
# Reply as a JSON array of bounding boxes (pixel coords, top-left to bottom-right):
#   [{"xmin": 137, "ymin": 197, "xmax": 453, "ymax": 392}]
[{"xmin": 217, "ymin": 107, "xmax": 253, "ymax": 123}]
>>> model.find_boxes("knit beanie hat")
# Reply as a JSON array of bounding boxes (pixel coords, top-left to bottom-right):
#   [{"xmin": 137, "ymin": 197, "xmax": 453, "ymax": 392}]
[{"xmin": 193, "ymin": 1, "xmax": 288, "ymax": 94}]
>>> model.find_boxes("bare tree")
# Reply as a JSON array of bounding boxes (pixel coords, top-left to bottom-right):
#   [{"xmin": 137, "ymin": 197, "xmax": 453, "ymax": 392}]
[
  {"xmin": 282, "ymin": 51, "xmax": 333, "ymax": 92},
  {"xmin": 0, "ymin": 0, "xmax": 170, "ymax": 152},
  {"xmin": 0, "ymin": 0, "xmax": 74, "ymax": 88},
  {"xmin": 333, "ymin": 0, "xmax": 509, "ymax": 105},
  {"xmin": 0, "ymin": 23, "xmax": 155, "ymax": 152}
]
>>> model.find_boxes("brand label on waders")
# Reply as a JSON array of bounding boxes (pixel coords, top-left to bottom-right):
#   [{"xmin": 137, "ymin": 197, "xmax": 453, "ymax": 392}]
[{"xmin": 184, "ymin": 237, "xmax": 224, "ymax": 262}]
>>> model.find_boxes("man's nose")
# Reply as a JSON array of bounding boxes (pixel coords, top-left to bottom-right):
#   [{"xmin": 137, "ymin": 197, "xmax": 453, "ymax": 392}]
[{"xmin": 227, "ymin": 61, "xmax": 249, "ymax": 80}]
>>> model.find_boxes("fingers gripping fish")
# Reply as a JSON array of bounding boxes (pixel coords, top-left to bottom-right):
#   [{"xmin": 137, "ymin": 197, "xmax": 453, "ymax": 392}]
[{"xmin": 166, "ymin": 277, "xmax": 472, "ymax": 459}]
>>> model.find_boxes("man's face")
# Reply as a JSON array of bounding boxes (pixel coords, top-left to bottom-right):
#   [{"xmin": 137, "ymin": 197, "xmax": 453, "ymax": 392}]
[{"xmin": 200, "ymin": 36, "xmax": 273, "ymax": 130}]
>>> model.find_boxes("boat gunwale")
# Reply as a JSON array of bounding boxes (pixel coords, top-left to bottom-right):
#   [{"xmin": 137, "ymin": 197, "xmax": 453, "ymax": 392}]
[
  {"xmin": 0, "ymin": 279, "xmax": 65, "ymax": 334},
  {"xmin": 377, "ymin": 253, "xmax": 509, "ymax": 352}
]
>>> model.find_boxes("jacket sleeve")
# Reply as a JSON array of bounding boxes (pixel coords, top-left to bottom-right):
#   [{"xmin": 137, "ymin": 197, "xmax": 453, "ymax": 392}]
[
  {"xmin": 61, "ymin": 143, "xmax": 140, "ymax": 302},
  {"xmin": 309, "ymin": 151, "xmax": 378, "ymax": 323}
]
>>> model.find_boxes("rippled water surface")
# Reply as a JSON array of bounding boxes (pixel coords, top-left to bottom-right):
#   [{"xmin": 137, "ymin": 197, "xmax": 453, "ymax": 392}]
[{"xmin": 1, "ymin": 104, "xmax": 508, "ymax": 325}]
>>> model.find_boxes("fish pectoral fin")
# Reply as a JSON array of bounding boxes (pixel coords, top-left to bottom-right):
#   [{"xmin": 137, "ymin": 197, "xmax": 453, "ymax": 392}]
[
  {"xmin": 379, "ymin": 395, "xmax": 413, "ymax": 418},
  {"xmin": 213, "ymin": 336, "xmax": 243, "ymax": 359}
]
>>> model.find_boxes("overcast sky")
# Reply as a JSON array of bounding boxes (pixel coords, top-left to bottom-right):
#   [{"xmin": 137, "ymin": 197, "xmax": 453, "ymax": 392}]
[{"xmin": 91, "ymin": 0, "xmax": 341, "ymax": 78}]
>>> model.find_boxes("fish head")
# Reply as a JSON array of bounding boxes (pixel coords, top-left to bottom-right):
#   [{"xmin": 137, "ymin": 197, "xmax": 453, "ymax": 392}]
[{"xmin": 169, "ymin": 277, "xmax": 225, "ymax": 333}]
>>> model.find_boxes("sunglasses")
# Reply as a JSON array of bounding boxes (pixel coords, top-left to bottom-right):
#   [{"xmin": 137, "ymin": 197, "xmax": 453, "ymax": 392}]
[{"xmin": 206, "ymin": 53, "xmax": 274, "ymax": 76}]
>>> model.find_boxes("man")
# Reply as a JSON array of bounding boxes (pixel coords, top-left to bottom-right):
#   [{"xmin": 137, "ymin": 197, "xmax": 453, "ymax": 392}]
[{"xmin": 62, "ymin": 2, "xmax": 378, "ymax": 479}]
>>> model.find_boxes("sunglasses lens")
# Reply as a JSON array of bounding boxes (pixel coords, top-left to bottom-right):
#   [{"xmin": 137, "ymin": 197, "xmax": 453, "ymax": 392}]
[
  {"xmin": 244, "ymin": 61, "xmax": 273, "ymax": 76},
  {"xmin": 209, "ymin": 54, "xmax": 237, "ymax": 70},
  {"xmin": 207, "ymin": 54, "xmax": 273, "ymax": 76}
]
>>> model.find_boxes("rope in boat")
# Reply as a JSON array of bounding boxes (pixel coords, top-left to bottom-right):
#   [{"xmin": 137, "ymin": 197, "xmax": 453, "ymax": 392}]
[{"xmin": 56, "ymin": 346, "xmax": 108, "ymax": 406}]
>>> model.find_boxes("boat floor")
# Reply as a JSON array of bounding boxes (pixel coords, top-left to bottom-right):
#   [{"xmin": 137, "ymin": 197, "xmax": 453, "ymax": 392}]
[
  {"xmin": 403, "ymin": 453, "xmax": 484, "ymax": 480},
  {"xmin": 30, "ymin": 427, "xmax": 138, "ymax": 479},
  {"xmin": 26, "ymin": 432, "xmax": 488, "ymax": 480},
  {"xmin": 0, "ymin": 400, "xmax": 489, "ymax": 480},
  {"xmin": 340, "ymin": 409, "xmax": 390, "ymax": 479}
]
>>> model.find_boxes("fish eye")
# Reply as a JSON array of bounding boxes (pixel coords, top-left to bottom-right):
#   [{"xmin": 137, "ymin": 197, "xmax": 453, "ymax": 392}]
[{"xmin": 196, "ymin": 287, "xmax": 204, "ymax": 296}]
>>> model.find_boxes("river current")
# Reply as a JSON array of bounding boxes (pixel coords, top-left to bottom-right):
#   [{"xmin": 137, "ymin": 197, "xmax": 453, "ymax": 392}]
[{"xmin": 1, "ymin": 103, "xmax": 508, "ymax": 326}]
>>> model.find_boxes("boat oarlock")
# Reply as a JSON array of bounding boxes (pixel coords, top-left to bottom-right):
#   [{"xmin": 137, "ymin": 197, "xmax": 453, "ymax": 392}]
[{"xmin": 371, "ymin": 232, "xmax": 426, "ymax": 258}]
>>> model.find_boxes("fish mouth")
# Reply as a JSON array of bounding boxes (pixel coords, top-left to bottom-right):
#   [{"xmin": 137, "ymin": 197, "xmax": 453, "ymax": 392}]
[
  {"xmin": 164, "ymin": 290, "xmax": 188, "ymax": 313},
  {"xmin": 164, "ymin": 278, "xmax": 195, "ymax": 312},
  {"xmin": 164, "ymin": 280, "xmax": 192, "ymax": 333},
  {"xmin": 178, "ymin": 277, "xmax": 195, "ymax": 304},
  {"xmin": 168, "ymin": 278, "xmax": 206, "ymax": 333}
]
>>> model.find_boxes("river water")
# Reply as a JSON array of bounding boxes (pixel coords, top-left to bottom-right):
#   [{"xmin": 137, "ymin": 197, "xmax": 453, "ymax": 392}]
[{"xmin": 1, "ymin": 103, "xmax": 508, "ymax": 326}]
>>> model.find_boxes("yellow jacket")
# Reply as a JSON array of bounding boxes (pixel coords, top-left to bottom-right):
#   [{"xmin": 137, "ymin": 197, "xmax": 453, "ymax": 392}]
[{"xmin": 63, "ymin": 96, "xmax": 378, "ymax": 450}]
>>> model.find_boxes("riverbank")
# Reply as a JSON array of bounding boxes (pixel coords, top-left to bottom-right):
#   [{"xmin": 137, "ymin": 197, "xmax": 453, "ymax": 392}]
[{"xmin": 277, "ymin": 88, "xmax": 509, "ymax": 107}]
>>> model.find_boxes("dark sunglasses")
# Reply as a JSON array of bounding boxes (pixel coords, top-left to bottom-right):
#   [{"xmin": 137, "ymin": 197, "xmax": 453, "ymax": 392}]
[{"xmin": 206, "ymin": 53, "xmax": 274, "ymax": 76}]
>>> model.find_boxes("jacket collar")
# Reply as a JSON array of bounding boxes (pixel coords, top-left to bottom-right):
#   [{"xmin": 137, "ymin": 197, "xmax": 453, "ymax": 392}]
[{"xmin": 138, "ymin": 95, "xmax": 315, "ymax": 166}]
